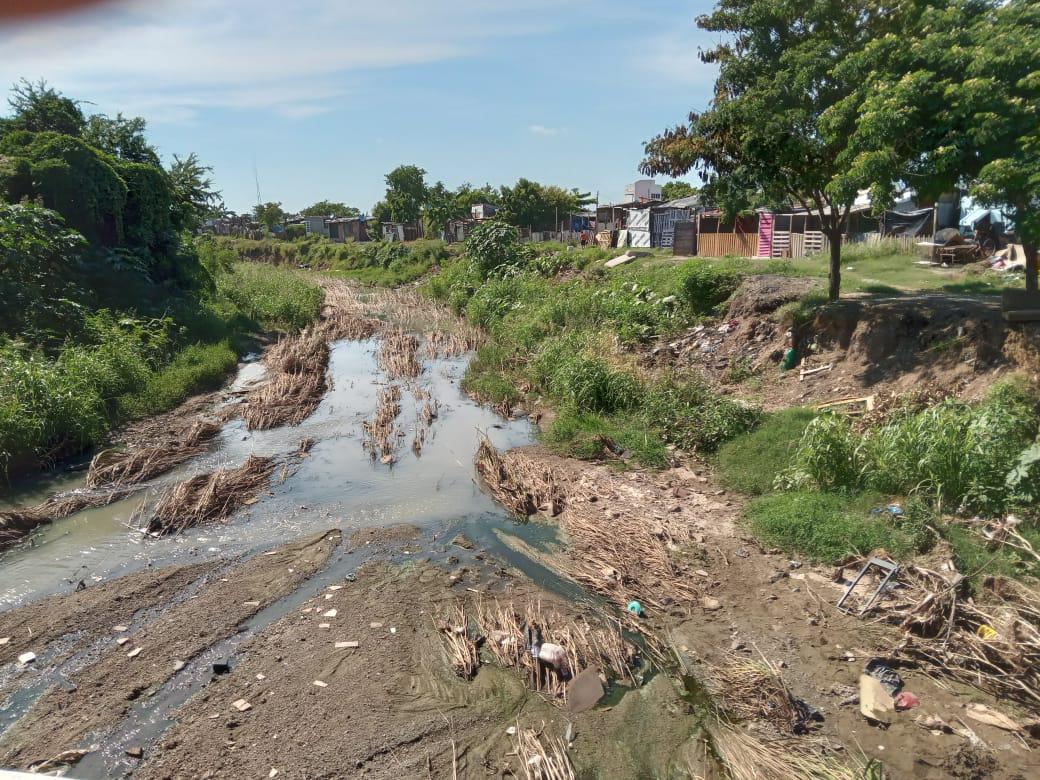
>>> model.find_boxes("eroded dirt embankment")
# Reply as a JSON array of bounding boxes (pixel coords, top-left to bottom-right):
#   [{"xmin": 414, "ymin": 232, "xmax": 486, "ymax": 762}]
[
  {"xmin": 0, "ymin": 530, "xmax": 339, "ymax": 769},
  {"xmin": 653, "ymin": 275, "xmax": 1040, "ymax": 409}
]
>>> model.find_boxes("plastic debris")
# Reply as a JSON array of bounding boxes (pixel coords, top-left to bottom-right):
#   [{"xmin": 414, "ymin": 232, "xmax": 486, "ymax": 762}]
[
  {"xmin": 626, "ymin": 601, "xmax": 643, "ymax": 617},
  {"xmin": 335, "ymin": 641, "xmax": 359, "ymax": 649},
  {"xmin": 231, "ymin": 699, "xmax": 252, "ymax": 712},
  {"xmin": 313, "ymin": 680, "xmax": 328, "ymax": 688},
  {"xmin": 567, "ymin": 668, "xmax": 605, "ymax": 713},
  {"xmin": 126, "ymin": 647, "xmax": 143, "ymax": 659},
  {"xmin": 894, "ymin": 691, "xmax": 919, "ymax": 711},
  {"xmin": 17, "ymin": 651, "xmax": 36, "ymax": 665},
  {"xmin": 859, "ymin": 674, "xmax": 895, "ymax": 724},
  {"xmin": 0, "ymin": 637, "xmax": 9, "ymax": 645},
  {"xmin": 213, "ymin": 659, "xmax": 231, "ymax": 675},
  {"xmin": 976, "ymin": 624, "xmax": 997, "ymax": 640},
  {"xmin": 116, "ymin": 637, "xmax": 129, "ymax": 646},
  {"xmin": 864, "ymin": 658, "xmax": 903, "ymax": 695},
  {"xmin": 322, "ymin": 609, "xmax": 337, "ymax": 618}
]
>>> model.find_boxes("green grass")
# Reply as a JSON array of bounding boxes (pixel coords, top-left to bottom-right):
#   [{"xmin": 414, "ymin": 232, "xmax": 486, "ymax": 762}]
[
  {"xmin": 544, "ymin": 410, "xmax": 670, "ymax": 468},
  {"xmin": 745, "ymin": 490, "xmax": 930, "ymax": 562},
  {"xmin": 717, "ymin": 408, "xmax": 818, "ymax": 494},
  {"xmin": 119, "ymin": 341, "xmax": 238, "ymax": 418},
  {"xmin": 216, "ymin": 262, "xmax": 323, "ymax": 330}
]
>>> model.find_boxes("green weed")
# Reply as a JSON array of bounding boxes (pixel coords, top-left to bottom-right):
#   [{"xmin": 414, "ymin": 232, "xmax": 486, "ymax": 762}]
[{"xmin": 717, "ymin": 408, "xmax": 817, "ymax": 494}]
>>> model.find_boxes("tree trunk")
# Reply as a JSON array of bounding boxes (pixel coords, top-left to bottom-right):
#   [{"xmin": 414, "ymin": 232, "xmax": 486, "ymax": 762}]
[
  {"xmin": 1025, "ymin": 242, "xmax": 1038, "ymax": 295},
  {"xmin": 827, "ymin": 230, "xmax": 842, "ymax": 302}
]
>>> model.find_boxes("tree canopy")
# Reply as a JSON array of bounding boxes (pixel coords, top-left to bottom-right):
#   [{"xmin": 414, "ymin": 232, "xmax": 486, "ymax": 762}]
[
  {"xmin": 498, "ymin": 178, "xmax": 591, "ymax": 232},
  {"xmin": 661, "ymin": 181, "xmax": 697, "ymax": 201},
  {"xmin": 83, "ymin": 113, "xmax": 160, "ymax": 166},
  {"xmin": 168, "ymin": 153, "xmax": 223, "ymax": 232},
  {"xmin": 300, "ymin": 200, "xmax": 359, "ymax": 218},
  {"xmin": 642, "ymin": 0, "xmax": 951, "ymax": 301},
  {"xmin": 384, "ymin": 165, "xmax": 428, "ymax": 223},
  {"xmin": 4, "ymin": 79, "xmax": 86, "ymax": 137},
  {"xmin": 253, "ymin": 201, "xmax": 287, "ymax": 231}
]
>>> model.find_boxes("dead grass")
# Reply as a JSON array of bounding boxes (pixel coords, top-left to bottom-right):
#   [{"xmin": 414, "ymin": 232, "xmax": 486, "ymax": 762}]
[
  {"xmin": 513, "ymin": 725, "xmax": 575, "ymax": 780},
  {"xmin": 362, "ymin": 385, "xmax": 403, "ymax": 462},
  {"xmin": 86, "ymin": 420, "xmax": 221, "ymax": 488},
  {"xmin": 705, "ymin": 654, "xmax": 806, "ymax": 733},
  {"xmin": 138, "ymin": 454, "xmax": 275, "ymax": 536},
  {"xmin": 437, "ymin": 597, "xmax": 638, "ymax": 705},
  {"xmin": 244, "ymin": 327, "xmax": 329, "ymax": 430},
  {"xmin": 475, "ymin": 441, "xmax": 701, "ymax": 615},
  {"xmin": 377, "ymin": 326, "xmax": 421, "ymax": 380}
]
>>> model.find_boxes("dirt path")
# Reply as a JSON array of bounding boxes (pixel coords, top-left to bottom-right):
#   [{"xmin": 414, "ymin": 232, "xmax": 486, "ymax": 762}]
[{"xmin": 0, "ymin": 530, "xmax": 339, "ymax": 770}]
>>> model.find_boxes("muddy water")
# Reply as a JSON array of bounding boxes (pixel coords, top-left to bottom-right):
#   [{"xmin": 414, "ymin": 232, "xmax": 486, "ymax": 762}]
[{"xmin": 0, "ymin": 337, "xmax": 535, "ymax": 609}]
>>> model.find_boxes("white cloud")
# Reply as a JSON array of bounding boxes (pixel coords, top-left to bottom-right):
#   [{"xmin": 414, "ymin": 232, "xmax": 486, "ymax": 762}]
[
  {"xmin": 528, "ymin": 124, "xmax": 561, "ymax": 136},
  {"xmin": 0, "ymin": 0, "xmax": 556, "ymax": 122}
]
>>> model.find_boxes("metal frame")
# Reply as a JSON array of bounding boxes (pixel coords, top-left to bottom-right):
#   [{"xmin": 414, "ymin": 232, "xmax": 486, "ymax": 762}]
[{"xmin": 836, "ymin": 557, "xmax": 900, "ymax": 616}]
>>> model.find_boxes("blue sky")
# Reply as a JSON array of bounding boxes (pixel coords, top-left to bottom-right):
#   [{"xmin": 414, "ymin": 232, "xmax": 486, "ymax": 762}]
[{"xmin": 0, "ymin": 0, "xmax": 719, "ymax": 214}]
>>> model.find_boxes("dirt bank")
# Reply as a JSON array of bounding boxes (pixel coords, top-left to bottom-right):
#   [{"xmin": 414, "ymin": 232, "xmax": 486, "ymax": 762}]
[
  {"xmin": 0, "ymin": 530, "xmax": 340, "ymax": 770},
  {"xmin": 136, "ymin": 561, "xmax": 699, "ymax": 780},
  {"xmin": 652, "ymin": 276, "xmax": 1039, "ymax": 409},
  {"xmin": 482, "ymin": 444, "xmax": 1039, "ymax": 779}
]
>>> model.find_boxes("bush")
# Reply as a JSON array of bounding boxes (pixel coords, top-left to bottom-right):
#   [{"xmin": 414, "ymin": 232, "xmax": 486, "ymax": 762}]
[
  {"xmin": 642, "ymin": 375, "xmax": 762, "ymax": 453},
  {"xmin": 465, "ymin": 221, "xmax": 522, "ymax": 278},
  {"xmin": 676, "ymin": 261, "xmax": 742, "ymax": 315},
  {"xmin": 545, "ymin": 410, "xmax": 669, "ymax": 468},
  {"xmin": 779, "ymin": 381, "xmax": 1040, "ymax": 513}
]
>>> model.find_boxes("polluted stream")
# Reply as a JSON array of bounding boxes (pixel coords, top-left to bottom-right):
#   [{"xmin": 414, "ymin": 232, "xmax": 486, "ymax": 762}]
[{"xmin": 0, "ymin": 314, "xmax": 625, "ymax": 778}]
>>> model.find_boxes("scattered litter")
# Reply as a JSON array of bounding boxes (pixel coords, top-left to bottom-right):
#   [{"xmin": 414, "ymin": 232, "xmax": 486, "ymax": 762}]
[
  {"xmin": 894, "ymin": 691, "xmax": 919, "ymax": 711},
  {"xmin": 322, "ymin": 609, "xmax": 337, "ymax": 618},
  {"xmin": 335, "ymin": 641, "xmax": 359, "ymax": 649},
  {"xmin": 126, "ymin": 647, "xmax": 142, "ymax": 659},
  {"xmin": 869, "ymin": 504, "xmax": 904, "ymax": 517},
  {"xmin": 256, "ymin": 673, "xmax": 266, "ymax": 681},
  {"xmin": 173, "ymin": 660, "xmax": 186, "ymax": 672},
  {"xmin": 976, "ymin": 624, "xmax": 997, "ymax": 640},
  {"xmin": 231, "ymin": 699, "xmax": 252, "ymax": 712},
  {"xmin": 125, "ymin": 745, "xmax": 143, "ymax": 759},
  {"xmin": 537, "ymin": 642, "xmax": 569, "ymax": 674},
  {"xmin": 915, "ymin": 713, "xmax": 954, "ymax": 734},
  {"xmin": 506, "ymin": 726, "xmax": 517, "ymax": 736},
  {"xmin": 327, "ymin": 585, "xmax": 343, "ymax": 591},
  {"xmin": 318, "ymin": 623, "xmax": 330, "ymax": 629},
  {"xmin": 864, "ymin": 659, "xmax": 903, "ymax": 695},
  {"xmin": 116, "ymin": 637, "xmax": 129, "ymax": 646},
  {"xmin": 243, "ymin": 601, "xmax": 260, "ymax": 607},
  {"xmin": 836, "ymin": 558, "xmax": 899, "ymax": 615},
  {"xmin": 113, "ymin": 625, "xmax": 128, "ymax": 633},
  {"xmin": 859, "ymin": 674, "xmax": 895, "ymax": 724},
  {"xmin": 269, "ymin": 769, "xmax": 279, "ymax": 778},
  {"xmin": 799, "ymin": 363, "xmax": 834, "ymax": 381},
  {"xmin": 17, "ymin": 651, "xmax": 36, "ymax": 665},
  {"xmin": 965, "ymin": 703, "xmax": 1022, "ymax": 732},
  {"xmin": 567, "ymin": 667, "xmax": 605, "ymax": 713},
  {"xmin": 702, "ymin": 596, "xmax": 722, "ymax": 611},
  {"xmin": 213, "ymin": 660, "xmax": 231, "ymax": 675},
  {"xmin": 313, "ymin": 680, "xmax": 328, "ymax": 688},
  {"xmin": 370, "ymin": 622, "xmax": 384, "ymax": 629},
  {"xmin": 389, "ymin": 627, "xmax": 397, "ymax": 634},
  {"xmin": 0, "ymin": 637, "xmax": 9, "ymax": 645},
  {"xmin": 626, "ymin": 600, "xmax": 643, "ymax": 617}
]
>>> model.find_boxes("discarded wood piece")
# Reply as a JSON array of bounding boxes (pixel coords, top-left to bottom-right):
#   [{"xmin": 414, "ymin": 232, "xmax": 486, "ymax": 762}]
[
  {"xmin": 814, "ymin": 395, "xmax": 876, "ymax": 414},
  {"xmin": 799, "ymin": 363, "xmax": 834, "ymax": 381}
]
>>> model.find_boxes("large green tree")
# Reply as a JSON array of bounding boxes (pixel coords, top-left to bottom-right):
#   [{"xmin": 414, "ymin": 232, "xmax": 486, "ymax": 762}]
[
  {"xmin": 384, "ymin": 165, "xmax": 427, "ymax": 223},
  {"xmin": 423, "ymin": 181, "xmax": 465, "ymax": 238},
  {"xmin": 661, "ymin": 181, "xmax": 697, "ymax": 201},
  {"xmin": 83, "ymin": 113, "xmax": 160, "ymax": 166},
  {"xmin": 642, "ymin": 0, "xmax": 945, "ymax": 301},
  {"xmin": 253, "ymin": 201, "xmax": 287, "ymax": 231},
  {"xmin": 498, "ymin": 179, "xmax": 590, "ymax": 232},
  {"xmin": 299, "ymin": 200, "xmax": 358, "ymax": 218},
  {"xmin": 847, "ymin": 0, "xmax": 1039, "ymax": 293}
]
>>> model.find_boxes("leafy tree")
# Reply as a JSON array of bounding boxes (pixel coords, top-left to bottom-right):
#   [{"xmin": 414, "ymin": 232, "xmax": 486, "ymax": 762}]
[
  {"xmin": 465, "ymin": 220, "xmax": 522, "ymax": 278},
  {"xmin": 661, "ymin": 181, "xmax": 697, "ymax": 201},
  {"xmin": 83, "ymin": 113, "xmax": 159, "ymax": 166},
  {"xmin": 642, "ymin": 0, "xmax": 940, "ymax": 302},
  {"xmin": 0, "ymin": 202, "xmax": 87, "ymax": 338},
  {"xmin": 299, "ymin": 200, "xmax": 358, "ymax": 218},
  {"xmin": 370, "ymin": 200, "xmax": 391, "ymax": 228},
  {"xmin": 499, "ymin": 179, "xmax": 589, "ymax": 231},
  {"xmin": 169, "ymin": 153, "xmax": 223, "ymax": 232},
  {"xmin": 847, "ymin": 0, "xmax": 1038, "ymax": 293},
  {"xmin": 4, "ymin": 79, "xmax": 86, "ymax": 137},
  {"xmin": 384, "ymin": 164, "xmax": 427, "ymax": 223},
  {"xmin": 253, "ymin": 201, "xmax": 287, "ymax": 231},
  {"xmin": 455, "ymin": 183, "xmax": 500, "ymax": 210},
  {"xmin": 423, "ymin": 181, "xmax": 465, "ymax": 237}
]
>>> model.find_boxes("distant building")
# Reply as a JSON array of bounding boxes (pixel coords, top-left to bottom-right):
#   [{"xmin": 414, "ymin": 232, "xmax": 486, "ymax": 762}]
[
  {"xmin": 300, "ymin": 215, "xmax": 329, "ymax": 238},
  {"xmin": 624, "ymin": 179, "xmax": 662, "ymax": 204},
  {"xmin": 471, "ymin": 203, "xmax": 497, "ymax": 220},
  {"xmin": 327, "ymin": 216, "xmax": 369, "ymax": 243}
]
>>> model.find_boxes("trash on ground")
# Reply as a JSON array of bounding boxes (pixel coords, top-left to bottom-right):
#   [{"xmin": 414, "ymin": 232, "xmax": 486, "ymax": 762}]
[
  {"xmin": 915, "ymin": 713, "xmax": 954, "ymax": 734},
  {"xmin": 213, "ymin": 659, "xmax": 231, "ymax": 675},
  {"xmin": 17, "ymin": 651, "xmax": 36, "ymax": 665},
  {"xmin": 836, "ymin": 558, "xmax": 899, "ymax": 615},
  {"xmin": 894, "ymin": 691, "xmax": 919, "ymax": 710},
  {"xmin": 231, "ymin": 699, "xmax": 252, "ymax": 712},
  {"xmin": 126, "ymin": 647, "xmax": 142, "ymax": 659},
  {"xmin": 312, "ymin": 680, "xmax": 328, "ymax": 688},
  {"xmin": 964, "ymin": 703, "xmax": 1023, "ymax": 732},
  {"xmin": 858, "ymin": 674, "xmax": 895, "ymax": 724},
  {"xmin": 322, "ymin": 609, "xmax": 337, "ymax": 617},
  {"xmin": 335, "ymin": 641, "xmax": 359, "ymax": 649},
  {"xmin": 626, "ymin": 600, "xmax": 643, "ymax": 617},
  {"xmin": 702, "ymin": 596, "xmax": 722, "ymax": 611},
  {"xmin": 116, "ymin": 637, "xmax": 129, "ymax": 646},
  {"xmin": 567, "ymin": 667, "xmax": 605, "ymax": 713},
  {"xmin": 125, "ymin": 745, "xmax": 143, "ymax": 759},
  {"xmin": 863, "ymin": 658, "xmax": 903, "ymax": 696}
]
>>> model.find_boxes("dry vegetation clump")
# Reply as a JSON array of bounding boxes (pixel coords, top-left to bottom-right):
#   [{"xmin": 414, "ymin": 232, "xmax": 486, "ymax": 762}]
[
  {"xmin": 0, "ymin": 488, "xmax": 134, "ymax": 548},
  {"xmin": 879, "ymin": 562, "xmax": 1040, "ymax": 707},
  {"xmin": 704, "ymin": 721, "xmax": 881, "ymax": 780},
  {"xmin": 362, "ymin": 385, "xmax": 403, "ymax": 462},
  {"xmin": 424, "ymin": 329, "xmax": 479, "ymax": 359},
  {"xmin": 86, "ymin": 419, "xmax": 222, "ymax": 488},
  {"xmin": 706, "ymin": 655, "xmax": 812, "ymax": 733},
  {"xmin": 318, "ymin": 279, "xmax": 382, "ymax": 341},
  {"xmin": 244, "ymin": 328, "xmax": 329, "ymax": 430},
  {"xmin": 513, "ymin": 725, "xmax": 575, "ymax": 780},
  {"xmin": 475, "ymin": 441, "xmax": 700, "ymax": 613},
  {"xmin": 139, "ymin": 454, "xmax": 275, "ymax": 536},
  {"xmin": 436, "ymin": 597, "xmax": 638, "ymax": 704},
  {"xmin": 377, "ymin": 326, "xmax": 421, "ymax": 380}
]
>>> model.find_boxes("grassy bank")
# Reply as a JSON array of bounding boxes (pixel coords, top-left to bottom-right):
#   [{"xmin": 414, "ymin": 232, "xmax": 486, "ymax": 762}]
[
  {"xmin": 0, "ymin": 230, "xmax": 322, "ymax": 479},
  {"xmin": 215, "ymin": 235, "xmax": 454, "ymax": 286}
]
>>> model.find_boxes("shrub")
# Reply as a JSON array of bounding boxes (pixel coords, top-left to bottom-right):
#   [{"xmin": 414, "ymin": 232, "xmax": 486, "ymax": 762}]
[
  {"xmin": 465, "ymin": 221, "xmax": 522, "ymax": 278},
  {"xmin": 642, "ymin": 375, "xmax": 762, "ymax": 453},
  {"xmin": 545, "ymin": 410, "xmax": 669, "ymax": 468},
  {"xmin": 676, "ymin": 261, "xmax": 742, "ymax": 315}
]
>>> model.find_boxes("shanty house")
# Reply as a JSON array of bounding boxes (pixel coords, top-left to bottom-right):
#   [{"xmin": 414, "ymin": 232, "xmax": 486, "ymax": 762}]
[{"xmin": 328, "ymin": 216, "xmax": 369, "ymax": 243}]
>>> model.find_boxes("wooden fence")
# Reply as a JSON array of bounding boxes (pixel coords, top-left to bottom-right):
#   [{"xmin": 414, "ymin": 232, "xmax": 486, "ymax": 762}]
[{"xmin": 698, "ymin": 233, "xmax": 758, "ymax": 257}]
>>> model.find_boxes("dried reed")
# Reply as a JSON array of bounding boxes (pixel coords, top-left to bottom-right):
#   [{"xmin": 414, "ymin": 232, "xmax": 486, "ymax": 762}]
[
  {"xmin": 377, "ymin": 326, "xmax": 421, "ymax": 380},
  {"xmin": 435, "ymin": 603, "xmax": 480, "ymax": 678},
  {"xmin": 86, "ymin": 419, "xmax": 221, "ymax": 488},
  {"xmin": 362, "ymin": 385, "xmax": 403, "ymax": 461},
  {"xmin": 139, "ymin": 454, "xmax": 275, "ymax": 536},
  {"xmin": 706, "ymin": 655, "xmax": 805, "ymax": 733},
  {"xmin": 243, "ymin": 327, "xmax": 329, "ymax": 431},
  {"xmin": 514, "ymin": 725, "xmax": 575, "ymax": 780}
]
